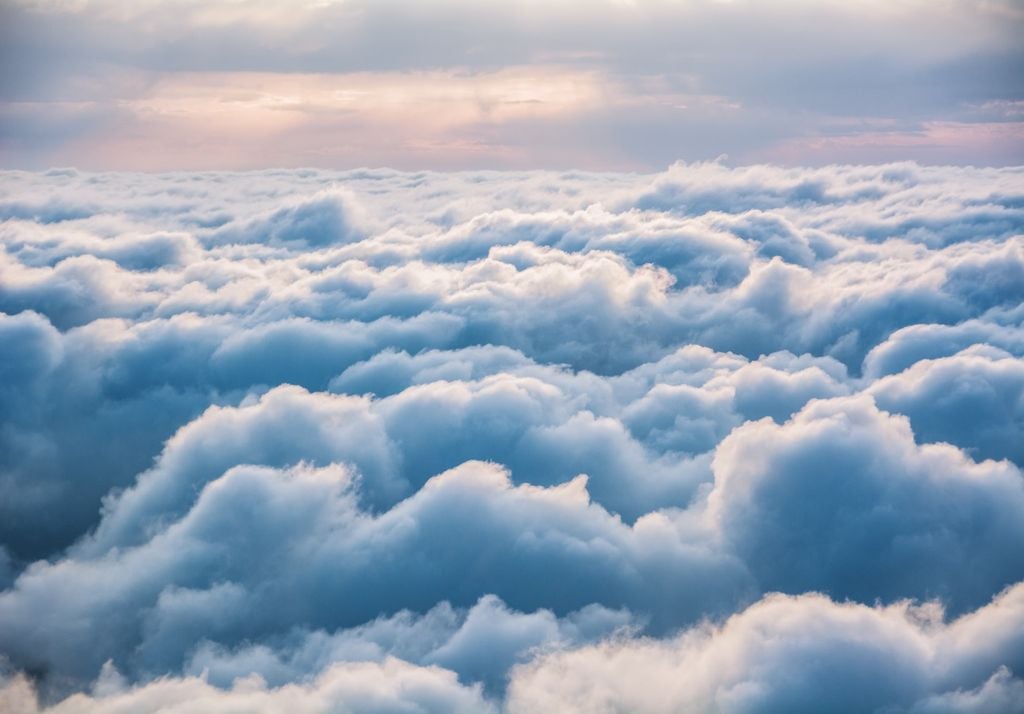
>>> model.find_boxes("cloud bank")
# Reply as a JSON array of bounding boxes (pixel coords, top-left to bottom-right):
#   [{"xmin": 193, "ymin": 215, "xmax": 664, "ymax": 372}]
[{"xmin": 0, "ymin": 162, "xmax": 1022, "ymax": 711}]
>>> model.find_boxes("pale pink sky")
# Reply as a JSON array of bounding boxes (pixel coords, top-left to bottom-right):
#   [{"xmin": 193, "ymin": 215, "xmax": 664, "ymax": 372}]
[{"xmin": 2, "ymin": 0, "xmax": 1022, "ymax": 169}]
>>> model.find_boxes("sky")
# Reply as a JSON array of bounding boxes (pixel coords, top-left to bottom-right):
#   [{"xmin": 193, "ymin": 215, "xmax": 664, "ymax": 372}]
[
  {"xmin": 1, "ymin": 3, "xmax": 1024, "ymax": 714},
  {"xmin": 1, "ymin": 0, "xmax": 1024, "ymax": 170}
]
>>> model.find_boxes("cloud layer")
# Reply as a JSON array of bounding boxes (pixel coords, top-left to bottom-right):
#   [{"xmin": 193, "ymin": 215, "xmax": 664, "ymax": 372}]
[{"xmin": 0, "ymin": 162, "xmax": 1022, "ymax": 711}]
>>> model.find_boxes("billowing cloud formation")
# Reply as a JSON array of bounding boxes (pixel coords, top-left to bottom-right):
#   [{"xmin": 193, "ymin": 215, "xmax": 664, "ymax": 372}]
[
  {"xmin": 0, "ymin": 163, "xmax": 1022, "ymax": 711},
  {"xmin": 708, "ymin": 395, "xmax": 1024, "ymax": 613}
]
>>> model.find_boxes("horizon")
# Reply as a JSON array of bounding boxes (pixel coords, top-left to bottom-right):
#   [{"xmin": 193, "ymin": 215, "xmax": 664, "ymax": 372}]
[{"xmin": 7, "ymin": 156, "xmax": 1024, "ymax": 179}]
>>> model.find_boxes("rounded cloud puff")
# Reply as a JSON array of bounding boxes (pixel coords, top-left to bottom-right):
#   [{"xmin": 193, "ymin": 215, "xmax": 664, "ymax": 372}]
[
  {"xmin": 708, "ymin": 395, "xmax": 1024, "ymax": 612},
  {"xmin": 208, "ymin": 190, "xmax": 373, "ymax": 248}
]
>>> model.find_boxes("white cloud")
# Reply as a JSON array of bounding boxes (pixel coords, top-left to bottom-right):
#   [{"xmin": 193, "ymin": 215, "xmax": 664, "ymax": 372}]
[
  {"xmin": 1, "ymin": 658, "xmax": 496, "ymax": 714},
  {"xmin": 506, "ymin": 584, "xmax": 1024, "ymax": 714}
]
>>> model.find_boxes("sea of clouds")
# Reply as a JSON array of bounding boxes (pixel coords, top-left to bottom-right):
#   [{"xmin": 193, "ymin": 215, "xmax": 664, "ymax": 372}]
[{"xmin": 0, "ymin": 162, "xmax": 1022, "ymax": 713}]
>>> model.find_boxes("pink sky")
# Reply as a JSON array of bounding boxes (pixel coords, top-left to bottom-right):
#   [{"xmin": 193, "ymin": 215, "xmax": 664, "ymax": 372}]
[{"xmin": 2, "ymin": 0, "xmax": 1022, "ymax": 169}]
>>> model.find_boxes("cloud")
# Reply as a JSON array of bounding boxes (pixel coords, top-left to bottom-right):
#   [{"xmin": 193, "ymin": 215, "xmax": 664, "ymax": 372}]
[
  {"xmin": 208, "ymin": 190, "xmax": 372, "ymax": 249},
  {"xmin": 0, "ymin": 310, "xmax": 215, "ymax": 560},
  {"xmin": 186, "ymin": 594, "xmax": 634, "ymax": 696},
  {"xmin": 707, "ymin": 395, "xmax": 1024, "ymax": 613},
  {"xmin": 506, "ymin": 584, "xmax": 1024, "ymax": 714},
  {"xmin": 0, "ymin": 460, "xmax": 750, "ymax": 698},
  {"xmin": 862, "ymin": 318, "xmax": 1024, "ymax": 379},
  {"xmin": 4, "ymin": 585, "xmax": 1022, "ymax": 713},
  {"xmin": 0, "ymin": 163, "xmax": 1022, "ymax": 711},
  {"xmin": 5, "ymin": 394, "xmax": 1020, "ymax": 698},
  {"xmin": 0, "ymin": 658, "xmax": 496, "ymax": 714},
  {"xmin": 868, "ymin": 346, "xmax": 1024, "ymax": 465}
]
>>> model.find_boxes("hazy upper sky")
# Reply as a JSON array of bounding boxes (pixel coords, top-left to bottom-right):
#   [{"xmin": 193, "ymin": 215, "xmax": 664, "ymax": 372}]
[{"xmin": 2, "ymin": 0, "xmax": 1023, "ymax": 170}]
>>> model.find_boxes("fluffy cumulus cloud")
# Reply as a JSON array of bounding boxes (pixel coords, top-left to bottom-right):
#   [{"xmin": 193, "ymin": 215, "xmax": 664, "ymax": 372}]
[
  {"xmin": 0, "ymin": 162, "xmax": 1023, "ymax": 711},
  {"xmin": 506, "ymin": 585, "xmax": 1024, "ymax": 714}
]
